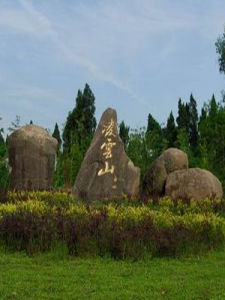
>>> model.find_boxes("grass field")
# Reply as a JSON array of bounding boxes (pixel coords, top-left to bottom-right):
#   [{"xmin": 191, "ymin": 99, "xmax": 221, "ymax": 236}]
[{"xmin": 0, "ymin": 247, "xmax": 225, "ymax": 300}]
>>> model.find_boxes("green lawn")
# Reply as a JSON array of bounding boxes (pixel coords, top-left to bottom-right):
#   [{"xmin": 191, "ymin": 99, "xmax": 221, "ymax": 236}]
[{"xmin": 0, "ymin": 248, "xmax": 225, "ymax": 300}]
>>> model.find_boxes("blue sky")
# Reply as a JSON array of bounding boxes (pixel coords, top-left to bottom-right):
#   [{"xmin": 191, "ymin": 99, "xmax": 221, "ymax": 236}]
[{"xmin": 0, "ymin": 0, "xmax": 225, "ymax": 134}]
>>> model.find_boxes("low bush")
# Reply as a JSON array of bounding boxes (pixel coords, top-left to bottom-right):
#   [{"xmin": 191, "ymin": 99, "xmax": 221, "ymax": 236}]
[{"xmin": 0, "ymin": 194, "xmax": 225, "ymax": 259}]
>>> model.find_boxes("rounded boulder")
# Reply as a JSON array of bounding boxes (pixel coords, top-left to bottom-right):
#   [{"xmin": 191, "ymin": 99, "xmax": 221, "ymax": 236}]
[
  {"xmin": 142, "ymin": 148, "xmax": 188, "ymax": 198},
  {"xmin": 8, "ymin": 124, "xmax": 58, "ymax": 190},
  {"xmin": 165, "ymin": 168, "xmax": 223, "ymax": 201}
]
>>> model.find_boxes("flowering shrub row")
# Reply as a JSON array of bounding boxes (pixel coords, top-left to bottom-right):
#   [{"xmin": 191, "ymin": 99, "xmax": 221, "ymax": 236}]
[
  {"xmin": 0, "ymin": 198, "xmax": 225, "ymax": 259},
  {"xmin": 4, "ymin": 191, "xmax": 225, "ymax": 216}
]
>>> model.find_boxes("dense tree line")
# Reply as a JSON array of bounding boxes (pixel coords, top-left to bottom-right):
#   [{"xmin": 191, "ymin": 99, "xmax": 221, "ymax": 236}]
[
  {"xmin": 1, "ymin": 88, "xmax": 225, "ymax": 191},
  {"xmin": 126, "ymin": 94, "xmax": 225, "ymax": 187},
  {"xmin": 51, "ymin": 89, "xmax": 225, "ymax": 190}
]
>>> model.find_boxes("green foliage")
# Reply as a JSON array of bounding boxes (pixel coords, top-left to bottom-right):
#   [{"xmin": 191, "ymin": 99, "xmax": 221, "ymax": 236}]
[
  {"xmin": 216, "ymin": 26, "xmax": 225, "ymax": 74},
  {"xmin": 63, "ymin": 84, "xmax": 96, "ymax": 151},
  {"xmin": 188, "ymin": 94, "xmax": 199, "ymax": 152},
  {"xmin": 0, "ymin": 143, "xmax": 9, "ymax": 191},
  {"xmin": 119, "ymin": 121, "xmax": 129, "ymax": 151},
  {"xmin": 59, "ymin": 84, "xmax": 96, "ymax": 186},
  {"xmin": 127, "ymin": 127, "xmax": 149, "ymax": 178},
  {"xmin": 176, "ymin": 98, "xmax": 190, "ymax": 131},
  {"xmin": 147, "ymin": 113, "xmax": 161, "ymax": 133},
  {"xmin": 52, "ymin": 123, "xmax": 62, "ymax": 152},
  {"xmin": 165, "ymin": 111, "xmax": 177, "ymax": 147},
  {"xmin": 0, "ymin": 192, "xmax": 225, "ymax": 259},
  {"xmin": 53, "ymin": 152, "xmax": 65, "ymax": 188},
  {"xmin": 126, "ymin": 125, "xmax": 167, "ymax": 179},
  {"xmin": 197, "ymin": 95, "xmax": 225, "ymax": 187},
  {"xmin": 0, "ymin": 131, "xmax": 4, "ymax": 146}
]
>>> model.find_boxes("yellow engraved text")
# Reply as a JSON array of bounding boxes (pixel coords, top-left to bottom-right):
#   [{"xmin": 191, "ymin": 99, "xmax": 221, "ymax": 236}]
[
  {"xmin": 101, "ymin": 139, "xmax": 116, "ymax": 159},
  {"xmin": 102, "ymin": 119, "xmax": 116, "ymax": 137},
  {"xmin": 98, "ymin": 118, "xmax": 117, "ymax": 189},
  {"xmin": 98, "ymin": 161, "xmax": 115, "ymax": 176}
]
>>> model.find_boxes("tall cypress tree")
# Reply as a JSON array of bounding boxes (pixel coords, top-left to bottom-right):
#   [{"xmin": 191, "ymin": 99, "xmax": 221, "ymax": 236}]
[
  {"xmin": 146, "ymin": 113, "xmax": 166, "ymax": 160},
  {"xmin": 199, "ymin": 107, "xmax": 207, "ymax": 127},
  {"xmin": 209, "ymin": 94, "xmax": 217, "ymax": 123},
  {"xmin": 146, "ymin": 113, "xmax": 161, "ymax": 134},
  {"xmin": 52, "ymin": 123, "xmax": 62, "ymax": 152},
  {"xmin": 176, "ymin": 98, "xmax": 190, "ymax": 132},
  {"xmin": 63, "ymin": 84, "xmax": 96, "ymax": 152},
  {"xmin": 62, "ymin": 83, "xmax": 96, "ymax": 185},
  {"xmin": 188, "ymin": 94, "xmax": 199, "ymax": 152},
  {"xmin": 166, "ymin": 111, "xmax": 177, "ymax": 147}
]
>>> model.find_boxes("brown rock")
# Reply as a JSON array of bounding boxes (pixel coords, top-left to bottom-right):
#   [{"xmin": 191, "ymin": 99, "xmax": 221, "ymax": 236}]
[
  {"xmin": 142, "ymin": 148, "xmax": 188, "ymax": 198},
  {"xmin": 165, "ymin": 168, "xmax": 223, "ymax": 201},
  {"xmin": 73, "ymin": 108, "xmax": 140, "ymax": 201},
  {"xmin": 162, "ymin": 148, "xmax": 188, "ymax": 173},
  {"xmin": 8, "ymin": 124, "xmax": 58, "ymax": 190}
]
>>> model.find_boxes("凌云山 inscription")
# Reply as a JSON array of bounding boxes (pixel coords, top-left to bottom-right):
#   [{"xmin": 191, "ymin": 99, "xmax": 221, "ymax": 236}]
[
  {"xmin": 98, "ymin": 119, "xmax": 117, "ymax": 189},
  {"xmin": 73, "ymin": 108, "xmax": 140, "ymax": 201}
]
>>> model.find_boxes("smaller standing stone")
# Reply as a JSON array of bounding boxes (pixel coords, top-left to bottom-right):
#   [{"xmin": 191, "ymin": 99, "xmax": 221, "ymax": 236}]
[
  {"xmin": 8, "ymin": 124, "xmax": 58, "ymax": 190},
  {"xmin": 73, "ymin": 108, "xmax": 140, "ymax": 201},
  {"xmin": 165, "ymin": 168, "xmax": 223, "ymax": 201}
]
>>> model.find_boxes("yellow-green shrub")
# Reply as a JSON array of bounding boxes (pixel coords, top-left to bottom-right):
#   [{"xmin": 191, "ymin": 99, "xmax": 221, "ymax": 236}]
[{"xmin": 0, "ymin": 192, "xmax": 225, "ymax": 258}]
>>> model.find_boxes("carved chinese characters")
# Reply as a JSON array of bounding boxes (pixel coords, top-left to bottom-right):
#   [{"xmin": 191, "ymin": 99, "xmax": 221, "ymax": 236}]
[
  {"xmin": 98, "ymin": 119, "xmax": 117, "ymax": 189},
  {"xmin": 73, "ymin": 108, "xmax": 140, "ymax": 201}
]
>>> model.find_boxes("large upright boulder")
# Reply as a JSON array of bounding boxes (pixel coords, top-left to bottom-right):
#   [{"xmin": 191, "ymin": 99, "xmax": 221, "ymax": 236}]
[
  {"xmin": 8, "ymin": 124, "xmax": 58, "ymax": 190},
  {"xmin": 165, "ymin": 168, "xmax": 223, "ymax": 201},
  {"xmin": 73, "ymin": 108, "xmax": 140, "ymax": 201},
  {"xmin": 142, "ymin": 148, "xmax": 188, "ymax": 198}
]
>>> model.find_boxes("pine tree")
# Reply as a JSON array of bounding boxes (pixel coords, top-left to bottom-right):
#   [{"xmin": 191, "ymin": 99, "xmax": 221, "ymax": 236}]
[
  {"xmin": 176, "ymin": 98, "xmax": 190, "ymax": 131},
  {"xmin": 62, "ymin": 83, "xmax": 96, "ymax": 185},
  {"xmin": 0, "ymin": 131, "xmax": 4, "ymax": 145},
  {"xmin": 63, "ymin": 84, "xmax": 96, "ymax": 151},
  {"xmin": 82, "ymin": 83, "xmax": 97, "ymax": 137},
  {"xmin": 52, "ymin": 123, "xmax": 62, "ymax": 152},
  {"xmin": 146, "ymin": 114, "xmax": 167, "ymax": 161},
  {"xmin": 166, "ymin": 111, "xmax": 177, "ymax": 147},
  {"xmin": 119, "ymin": 121, "xmax": 130, "ymax": 151},
  {"xmin": 209, "ymin": 94, "xmax": 217, "ymax": 122},
  {"xmin": 188, "ymin": 94, "xmax": 199, "ymax": 152},
  {"xmin": 146, "ymin": 113, "xmax": 161, "ymax": 134},
  {"xmin": 199, "ymin": 107, "xmax": 207, "ymax": 127}
]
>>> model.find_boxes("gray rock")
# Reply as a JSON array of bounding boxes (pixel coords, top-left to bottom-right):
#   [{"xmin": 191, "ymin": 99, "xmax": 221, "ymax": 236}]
[
  {"xmin": 73, "ymin": 108, "xmax": 140, "ymax": 201},
  {"xmin": 8, "ymin": 124, "xmax": 58, "ymax": 190},
  {"xmin": 143, "ymin": 148, "xmax": 188, "ymax": 198},
  {"xmin": 165, "ymin": 168, "xmax": 223, "ymax": 201}
]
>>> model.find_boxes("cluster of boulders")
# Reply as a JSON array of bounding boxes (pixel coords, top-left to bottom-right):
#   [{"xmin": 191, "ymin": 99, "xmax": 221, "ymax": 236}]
[
  {"xmin": 7, "ymin": 108, "xmax": 223, "ymax": 202},
  {"xmin": 142, "ymin": 148, "xmax": 223, "ymax": 201}
]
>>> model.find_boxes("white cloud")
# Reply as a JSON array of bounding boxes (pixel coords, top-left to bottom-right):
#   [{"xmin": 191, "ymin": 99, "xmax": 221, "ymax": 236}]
[
  {"xmin": 11, "ymin": 0, "xmax": 150, "ymax": 106},
  {"xmin": 5, "ymin": 85, "xmax": 58, "ymax": 100},
  {"xmin": 0, "ymin": 0, "xmax": 225, "ymax": 121}
]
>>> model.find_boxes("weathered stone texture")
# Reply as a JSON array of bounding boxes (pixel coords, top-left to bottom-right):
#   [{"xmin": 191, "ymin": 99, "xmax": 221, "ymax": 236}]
[
  {"xmin": 165, "ymin": 168, "xmax": 223, "ymax": 201},
  {"xmin": 73, "ymin": 108, "xmax": 140, "ymax": 201},
  {"xmin": 142, "ymin": 148, "xmax": 188, "ymax": 198},
  {"xmin": 9, "ymin": 125, "xmax": 58, "ymax": 190}
]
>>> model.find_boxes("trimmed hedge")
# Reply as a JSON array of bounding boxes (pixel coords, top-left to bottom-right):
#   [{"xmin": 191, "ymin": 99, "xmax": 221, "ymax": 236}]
[{"xmin": 0, "ymin": 194, "xmax": 225, "ymax": 259}]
